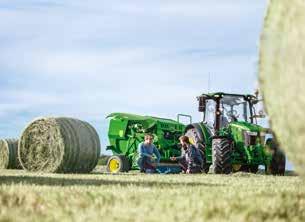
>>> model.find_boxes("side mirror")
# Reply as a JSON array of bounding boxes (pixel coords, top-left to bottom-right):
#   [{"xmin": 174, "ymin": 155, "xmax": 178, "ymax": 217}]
[{"xmin": 252, "ymin": 99, "xmax": 259, "ymax": 105}]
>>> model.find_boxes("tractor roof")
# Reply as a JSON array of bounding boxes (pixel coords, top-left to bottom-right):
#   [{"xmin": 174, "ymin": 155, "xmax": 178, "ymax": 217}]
[{"xmin": 198, "ymin": 92, "xmax": 257, "ymax": 101}]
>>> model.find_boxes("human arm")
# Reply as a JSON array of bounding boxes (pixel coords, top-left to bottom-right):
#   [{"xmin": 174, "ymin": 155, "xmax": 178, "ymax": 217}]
[
  {"xmin": 170, "ymin": 152, "xmax": 184, "ymax": 161},
  {"xmin": 153, "ymin": 146, "xmax": 161, "ymax": 163}
]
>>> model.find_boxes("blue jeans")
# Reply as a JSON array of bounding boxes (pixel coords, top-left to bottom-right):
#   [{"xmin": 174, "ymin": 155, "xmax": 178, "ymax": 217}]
[
  {"xmin": 178, "ymin": 157, "xmax": 202, "ymax": 174},
  {"xmin": 137, "ymin": 156, "xmax": 157, "ymax": 172}
]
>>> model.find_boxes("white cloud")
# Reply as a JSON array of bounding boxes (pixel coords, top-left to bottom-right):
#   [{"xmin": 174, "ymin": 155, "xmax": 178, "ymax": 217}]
[{"xmin": 0, "ymin": 0, "xmax": 267, "ymax": 151}]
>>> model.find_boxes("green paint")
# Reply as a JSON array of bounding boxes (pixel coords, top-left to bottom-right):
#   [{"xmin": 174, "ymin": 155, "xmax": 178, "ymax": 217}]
[
  {"xmin": 191, "ymin": 93, "xmax": 273, "ymax": 170},
  {"xmin": 106, "ymin": 113, "xmax": 185, "ymax": 169}
]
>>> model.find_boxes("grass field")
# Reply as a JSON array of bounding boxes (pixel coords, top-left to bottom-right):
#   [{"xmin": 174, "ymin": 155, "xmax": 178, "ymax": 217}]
[{"xmin": 0, "ymin": 168, "xmax": 304, "ymax": 222}]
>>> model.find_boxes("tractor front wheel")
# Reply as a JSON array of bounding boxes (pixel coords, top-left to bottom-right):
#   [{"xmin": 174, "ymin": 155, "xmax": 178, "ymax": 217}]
[
  {"xmin": 212, "ymin": 138, "xmax": 232, "ymax": 174},
  {"xmin": 106, "ymin": 155, "xmax": 130, "ymax": 173},
  {"xmin": 249, "ymin": 165, "xmax": 259, "ymax": 173},
  {"xmin": 240, "ymin": 165, "xmax": 259, "ymax": 173},
  {"xmin": 270, "ymin": 150, "xmax": 286, "ymax": 176}
]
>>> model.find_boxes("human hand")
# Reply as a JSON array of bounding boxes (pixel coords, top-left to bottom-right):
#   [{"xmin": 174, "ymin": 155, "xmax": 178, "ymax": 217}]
[{"xmin": 170, "ymin": 157, "xmax": 176, "ymax": 161}]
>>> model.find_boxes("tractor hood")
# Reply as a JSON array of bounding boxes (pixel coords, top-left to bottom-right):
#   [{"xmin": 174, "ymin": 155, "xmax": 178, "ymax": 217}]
[
  {"xmin": 228, "ymin": 121, "xmax": 266, "ymax": 146},
  {"xmin": 229, "ymin": 121, "xmax": 263, "ymax": 133}
]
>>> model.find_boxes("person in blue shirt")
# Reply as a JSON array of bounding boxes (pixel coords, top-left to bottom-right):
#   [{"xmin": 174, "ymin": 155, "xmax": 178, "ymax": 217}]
[
  {"xmin": 137, "ymin": 133, "xmax": 161, "ymax": 173},
  {"xmin": 170, "ymin": 136, "xmax": 203, "ymax": 174}
]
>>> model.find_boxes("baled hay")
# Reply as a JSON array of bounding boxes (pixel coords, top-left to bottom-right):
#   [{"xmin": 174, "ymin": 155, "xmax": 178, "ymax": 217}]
[
  {"xmin": 0, "ymin": 140, "xmax": 10, "ymax": 169},
  {"xmin": 259, "ymin": 0, "xmax": 305, "ymax": 175},
  {"xmin": 19, "ymin": 118, "xmax": 65, "ymax": 172}
]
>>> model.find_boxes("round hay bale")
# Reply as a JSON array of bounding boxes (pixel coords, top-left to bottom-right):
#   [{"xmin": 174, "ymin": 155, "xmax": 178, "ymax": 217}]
[
  {"xmin": 18, "ymin": 117, "xmax": 101, "ymax": 173},
  {"xmin": 0, "ymin": 139, "xmax": 21, "ymax": 169},
  {"xmin": 259, "ymin": 0, "xmax": 305, "ymax": 175}
]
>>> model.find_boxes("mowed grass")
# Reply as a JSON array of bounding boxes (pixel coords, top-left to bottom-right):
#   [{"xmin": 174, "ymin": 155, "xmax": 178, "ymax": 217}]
[{"xmin": 0, "ymin": 168, "xmax": 304, "ymax": 222}]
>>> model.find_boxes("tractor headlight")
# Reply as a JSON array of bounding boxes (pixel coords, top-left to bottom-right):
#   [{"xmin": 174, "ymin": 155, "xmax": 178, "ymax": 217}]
[{"xmin": 247, "ymin": 131, "xmax": 258, "ymax": 136}]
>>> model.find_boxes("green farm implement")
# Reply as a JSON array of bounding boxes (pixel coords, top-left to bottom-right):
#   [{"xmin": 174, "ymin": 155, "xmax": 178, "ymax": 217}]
[{"xmin": 105, "ymin": 113, "xmax": 187, "ymax": 173}]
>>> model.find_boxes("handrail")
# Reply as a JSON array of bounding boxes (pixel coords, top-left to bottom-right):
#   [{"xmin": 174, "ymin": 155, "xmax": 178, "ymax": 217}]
[{"xmin": 177, "ymin": 114, "xmax": 192, "ymax": 124}]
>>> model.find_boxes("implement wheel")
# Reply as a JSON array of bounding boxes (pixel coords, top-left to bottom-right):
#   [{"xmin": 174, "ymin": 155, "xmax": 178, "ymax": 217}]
[
  {"xmin": 212, "ymin": 138, "xmax": 232, "ymax": 174},
  {"xmin": 106, "ymin": 155, "xmax": 130, "ymax": 173}
]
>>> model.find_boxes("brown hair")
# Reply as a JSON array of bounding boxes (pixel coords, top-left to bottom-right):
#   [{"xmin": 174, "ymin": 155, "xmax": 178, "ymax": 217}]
[
  {"xmin": 179, "ymin": 135, "xmax": 190, "ymax": 144},
  {"xmin": 144, "ymin": 133, "xmax": 154, "ymax": 139}
]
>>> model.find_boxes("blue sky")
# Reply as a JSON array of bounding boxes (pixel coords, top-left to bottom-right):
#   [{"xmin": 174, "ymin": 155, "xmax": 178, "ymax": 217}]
[{"xmin": 0, "ymin": 1, "xmax": 267, "ymax": 154}]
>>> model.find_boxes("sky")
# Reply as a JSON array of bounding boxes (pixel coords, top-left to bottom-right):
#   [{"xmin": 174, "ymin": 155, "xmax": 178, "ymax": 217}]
[{"xmin": 0, "ymin": 0, "xmax": 268, "ymax": 155}]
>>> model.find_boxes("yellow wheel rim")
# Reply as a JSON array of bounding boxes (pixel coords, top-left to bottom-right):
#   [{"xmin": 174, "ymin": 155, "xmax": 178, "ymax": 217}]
[{"xmin": 109, "ymin": 159, "xmax": 120, "ymax": 173}]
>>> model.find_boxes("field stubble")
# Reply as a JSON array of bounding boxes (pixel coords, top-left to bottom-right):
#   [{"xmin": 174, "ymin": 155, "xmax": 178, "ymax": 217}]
[{"xmin": 0, "ymin": 168, "xmax": 304, "ymax": 222}]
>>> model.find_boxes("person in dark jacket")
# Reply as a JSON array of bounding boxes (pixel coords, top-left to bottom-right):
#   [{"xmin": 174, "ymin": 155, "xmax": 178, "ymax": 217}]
[{"xmin": 170, "ymin": 136, "xmax": 203, "ymax": 174}]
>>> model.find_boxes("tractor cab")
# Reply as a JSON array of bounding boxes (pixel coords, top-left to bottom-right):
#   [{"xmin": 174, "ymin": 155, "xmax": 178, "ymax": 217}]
[{"xmin": 198, "ymin": 92, "xmax": 259, "ymax": 135}]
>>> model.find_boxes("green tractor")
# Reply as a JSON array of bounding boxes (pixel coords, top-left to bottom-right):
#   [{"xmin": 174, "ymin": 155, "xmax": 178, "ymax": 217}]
[
  {"xmin": 184, "ymin": 92, "xmax": 286, "ymax": 175},
  {"xmin": 105, "ymin": 113, "xmax": 188, "ymax": 173}
]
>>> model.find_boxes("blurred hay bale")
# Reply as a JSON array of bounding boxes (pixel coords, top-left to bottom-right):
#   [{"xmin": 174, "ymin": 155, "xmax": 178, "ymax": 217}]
[
  {"xmin": 98, "ymin": 155, "xmax": 110, "ymax": 166},
  {"xmin": 19, "ymin": 117, "xmax": 101, "ymax": 173},
  {"xmin": 0, "ymin": 139, "xmax": 21, "ymax": 169},
  {"xmin": 259, "ymin": 0, "xmax": 305, "ymax": 175}
]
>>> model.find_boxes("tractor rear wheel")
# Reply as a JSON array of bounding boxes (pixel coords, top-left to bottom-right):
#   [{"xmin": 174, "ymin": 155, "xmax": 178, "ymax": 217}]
[
  {"xmin": 212, "ymin": 138, "xmax": 232, "ymax": 174},
  {"xmin": 266, "ymin": 139, "xmax": 286, "ymax": 176},
  {"xmin": 270, "ymin": 150, "xmax": 286, "ymax": 176},
  {"xmin": 106, "ymin": 155, "xmax": 130, "ymax": 173}
]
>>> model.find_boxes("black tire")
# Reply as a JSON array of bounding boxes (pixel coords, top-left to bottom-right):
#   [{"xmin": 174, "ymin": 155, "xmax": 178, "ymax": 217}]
[
  {"xmin": 212, "ymin": 138, "xmax": 232, "ymax": 174},
  {"xmin": 203, "ymin": 164, "xmax": 211, "ymax": 173},
  {"xmin": 266, "ymin": 138, "xmax": 286, "ymax": 176},
  {"xmin": 106, "ymin": 155, "xmax": 130, "ymax": 173},
  {"xmin": 249, "ymin": 165, "xmax": 259, "ymax": 173},
  {"xmin": 239, "ymin": 165, "xmax": 249, "ymax": 172},
  {"xmin": 270, "ymin": 149, "xmax": 286, "ymax": 176},
  {"xmin": 240, "ymin": 165, "xmax": 259, "ymax": 173}
]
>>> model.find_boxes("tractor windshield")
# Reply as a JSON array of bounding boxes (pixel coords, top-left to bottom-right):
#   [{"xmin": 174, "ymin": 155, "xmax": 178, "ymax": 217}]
[
  {"xmin": 204, "ymin": 95, "xmax": 252, "ymax": 130},
  {"xmin": 220, "ymin": 95, "xmax": 251, "ymax": 123}
]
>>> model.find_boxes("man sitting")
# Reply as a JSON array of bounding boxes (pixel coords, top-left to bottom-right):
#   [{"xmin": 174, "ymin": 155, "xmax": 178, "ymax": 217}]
[
  {"xmin": 137, "ymin": 133, "xmax": 161, "ymax": 173},
  {"xmin": 170, "ymin": 136, "xmax": 203, "ymax": 174}
]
